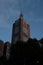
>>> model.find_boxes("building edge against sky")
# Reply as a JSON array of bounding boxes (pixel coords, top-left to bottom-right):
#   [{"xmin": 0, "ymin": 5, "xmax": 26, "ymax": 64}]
[{"xmin": 11, "ymin": 13, "xmax": 30, "ymax": 44}]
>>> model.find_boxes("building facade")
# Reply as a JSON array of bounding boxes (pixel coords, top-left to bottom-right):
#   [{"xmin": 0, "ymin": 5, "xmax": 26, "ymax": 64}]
[
  {"xmin": 3, "ymin": 42, "xmax": 11, "ymax": 60},
  {"xmin": 12, "ymin": 14, "xmax": 30, "ymax": 43},
  {"xmin": 0, "ymin": 40, "xmax": 4, "ymax": 57}
]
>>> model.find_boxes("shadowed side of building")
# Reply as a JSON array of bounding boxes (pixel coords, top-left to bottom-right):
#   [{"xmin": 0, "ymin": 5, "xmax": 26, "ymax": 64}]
[{"xmin": 0, "ymin": 40, "xmax": 4, "ymax": 57}]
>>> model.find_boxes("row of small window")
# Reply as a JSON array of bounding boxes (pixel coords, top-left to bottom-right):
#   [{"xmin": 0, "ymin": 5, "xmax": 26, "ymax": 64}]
[
  {"xmin": 14, "ymin": 26, "xmax": 28, "ymax": 34},
  {"xmin": 23, "ymin": 21, "xmax": 29, "ymax": 29},
  {"xmin": 14, "ymin": 35, "xmax": 28, "ymax": 43}
]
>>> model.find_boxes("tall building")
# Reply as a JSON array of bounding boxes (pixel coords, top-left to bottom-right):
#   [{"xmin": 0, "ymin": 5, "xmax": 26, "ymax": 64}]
[
  {"xmin": 12, "ymin": 13, "xmax": 30, "ymax": 43},
  {"xmin": 3, "ymin": 42, "xmax": 11, "ymax": 60}
]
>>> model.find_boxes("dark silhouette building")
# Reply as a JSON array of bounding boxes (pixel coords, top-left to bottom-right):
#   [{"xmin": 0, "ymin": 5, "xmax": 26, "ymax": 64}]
[
  {"xmin": 12, "ymin": 13, "xmax": 30, "ymax": 43},
  {"xmin": 3, "ymin": 41, "xmax": 11, "ymax": 60},
  {"xmin": 0, "ymin": 40, "xmax": 4, "ymax": 57}
]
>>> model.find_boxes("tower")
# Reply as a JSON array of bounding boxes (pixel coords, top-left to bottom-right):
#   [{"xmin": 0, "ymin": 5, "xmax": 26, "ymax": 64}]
[{"xmin": 12, "ymin": 13, "xmax": 30, "ymax": 43}]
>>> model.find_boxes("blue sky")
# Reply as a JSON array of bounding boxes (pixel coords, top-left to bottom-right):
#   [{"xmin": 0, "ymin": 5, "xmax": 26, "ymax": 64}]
[{"xmin": 0, "ymin": 0, "xmax": 43, "ymax": 42}]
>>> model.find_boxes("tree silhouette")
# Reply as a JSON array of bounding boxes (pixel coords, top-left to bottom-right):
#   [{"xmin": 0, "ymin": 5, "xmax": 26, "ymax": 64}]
[
  {"xmin": 39, "ymin": 38, "xmax": 43, "ymax": 44},
  {"xmin": 1, "ymin": 38, "xmax": 43, "ymax": 65}
]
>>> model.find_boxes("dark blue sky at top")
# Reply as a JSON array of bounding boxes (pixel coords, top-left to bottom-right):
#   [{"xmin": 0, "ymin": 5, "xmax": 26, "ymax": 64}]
[{"xmin": 0, "ymin": 0, "xmax": 43, "ymax": 42}]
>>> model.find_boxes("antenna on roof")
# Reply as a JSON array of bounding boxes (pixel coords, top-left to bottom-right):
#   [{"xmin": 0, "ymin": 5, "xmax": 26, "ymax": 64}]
[
  {"xmin": 18, "ymin": 0, "xmax": 23, "ymax": 16},
  {"xmin": 19, "ymin": 12, "xmax": 23, "ymax": 19}
]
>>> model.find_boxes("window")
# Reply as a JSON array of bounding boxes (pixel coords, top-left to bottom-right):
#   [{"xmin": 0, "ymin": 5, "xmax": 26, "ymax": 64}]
[
  {"xmin": 6, "ymin": 47, "xmax": 10, "ymax": 60},
  {"xmin": 23, "ymin": 35, "xmax": 28, "ymax": 41},
  {"xmin": 23, "ymin": 26, "xmax": 27, "ymax": 34}
]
